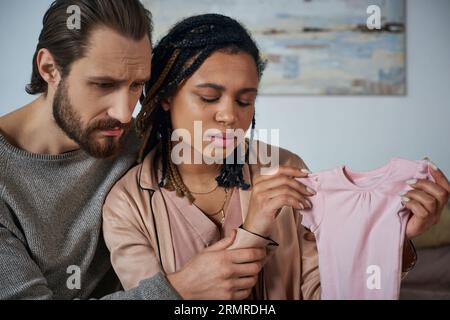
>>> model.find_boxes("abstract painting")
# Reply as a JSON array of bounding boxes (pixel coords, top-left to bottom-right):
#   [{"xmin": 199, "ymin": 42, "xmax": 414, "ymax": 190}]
[{"xmin": 143, "ymin": 0, "xmax": 406, "ymax": 95}]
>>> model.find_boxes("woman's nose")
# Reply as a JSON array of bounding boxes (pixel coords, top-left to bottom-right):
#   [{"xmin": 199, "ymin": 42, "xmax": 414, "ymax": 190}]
[{"xmin": 215, "ymin": 97, "xmax": 237, "ymax": 126}]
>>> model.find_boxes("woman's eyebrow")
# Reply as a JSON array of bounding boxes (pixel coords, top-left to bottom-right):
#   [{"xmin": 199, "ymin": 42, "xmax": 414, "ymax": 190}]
[
  {"xmin": 196, "ymin": 83, "xmax": 258, "ymax": 95},
  {"xmin": 238, "ymin": 88, "xmax": 258, "ymax": 95},
  {"xmin": 196, "ymin": 83, "xmax": 225, "ymax": 92}
]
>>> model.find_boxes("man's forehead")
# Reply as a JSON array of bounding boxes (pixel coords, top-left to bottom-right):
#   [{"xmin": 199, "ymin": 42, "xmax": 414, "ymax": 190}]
[
  {"xmin": 82, "ymin": 27, "xmax": 152, "ymax": 78},
  {"xmin": 81, "ymin": 57, "xmax": 151, "ymax": 82}
]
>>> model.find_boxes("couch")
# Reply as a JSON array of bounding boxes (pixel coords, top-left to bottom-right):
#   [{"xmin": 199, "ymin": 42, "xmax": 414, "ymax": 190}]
[{"xmin": 400, "ymin": 202, "xmax": 450, "ymax": 299}]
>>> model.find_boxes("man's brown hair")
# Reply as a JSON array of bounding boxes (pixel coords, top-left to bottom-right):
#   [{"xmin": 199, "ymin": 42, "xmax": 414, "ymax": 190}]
[{"xmin": 26, "ymin": 0, "xmax": 153, "ymax": 95}]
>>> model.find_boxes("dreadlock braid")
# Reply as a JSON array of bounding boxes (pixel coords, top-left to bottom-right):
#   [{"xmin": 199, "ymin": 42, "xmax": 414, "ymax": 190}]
[
  {"xmin": 164, "ymin": 126, "xmax": 196, "ymax": 203},
  {"xmin": 136, "ymin": 13, "xmax": 266, "ymax": 200},
  {"xmin": 137, "ymin": 48, "xmax": 181, "ymax": 149}
]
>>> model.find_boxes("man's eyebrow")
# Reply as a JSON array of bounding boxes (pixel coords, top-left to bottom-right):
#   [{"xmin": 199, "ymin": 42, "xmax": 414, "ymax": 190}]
[
  {"xmin": 137, "ymin": 75, "xmax": 152, "ymax": 83},
  {"xmin": 196, "ymin": 83, "xmax": 258, "ymax": 94},
  {"xmin": 87, "ymin": 75, "xmax": 151, "ymax": 83}
]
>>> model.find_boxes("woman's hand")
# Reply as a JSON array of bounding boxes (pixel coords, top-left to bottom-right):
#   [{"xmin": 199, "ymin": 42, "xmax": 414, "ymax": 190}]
[
  {"xmin": 402, "ymin": 160, "xmax": 450, "ymax": 239},
  {"xmin": 243, "ymin": 165, "xmax": 314, "ymax": 237}
]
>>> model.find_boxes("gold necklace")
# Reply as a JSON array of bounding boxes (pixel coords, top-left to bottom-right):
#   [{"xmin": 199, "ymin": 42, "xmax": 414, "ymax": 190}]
[
  {"xmin": 193, "ymin": 188, "xmax": 229, "ymax": 225},
  {"xmin": 189, "ymin": 182, "xmax": 219, "ymax": 195}
]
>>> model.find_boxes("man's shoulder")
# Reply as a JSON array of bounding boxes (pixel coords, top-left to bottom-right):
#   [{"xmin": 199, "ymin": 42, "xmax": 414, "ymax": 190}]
[
  {"xmin": 0, "ymin": 134, "xmax": 12, "ymax": 191},
  {"xmin": 107, "ymin": 156, "xmax": 146, "ymax": 201}
]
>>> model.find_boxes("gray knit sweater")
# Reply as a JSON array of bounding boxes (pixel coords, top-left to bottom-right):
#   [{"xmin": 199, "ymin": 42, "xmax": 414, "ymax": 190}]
[{"xmin": 0, "ymin": 127, "xmax": 180, "ymax": 300}]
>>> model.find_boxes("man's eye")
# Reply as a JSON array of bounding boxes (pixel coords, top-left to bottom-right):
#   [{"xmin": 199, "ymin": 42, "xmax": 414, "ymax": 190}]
[
  {"xmin": 95, "ymin": 82, "xmax": 115, "ymax": 89},
  {"xmin": 131, "ymin": 82, "xmax": 145, "ymax": 90},
  {"xmin": 200, "ymin": 96, "xmax": 220, "ymax": 103}
]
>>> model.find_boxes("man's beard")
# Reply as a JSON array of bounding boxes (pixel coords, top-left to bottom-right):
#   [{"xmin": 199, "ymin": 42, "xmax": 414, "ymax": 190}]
[{"xmin": 52, "ymin": 79, "xmax": 130, "ymax": 158}]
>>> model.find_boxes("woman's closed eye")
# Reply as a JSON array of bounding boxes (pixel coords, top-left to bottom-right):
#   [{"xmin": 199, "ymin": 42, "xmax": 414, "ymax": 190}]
[
  {"xmin": 236, "ymin": 100, "xmax": 252, "ymax": 107},
  {"xmin": 200, "ymin": 96, "xmax": 253, "ymax": 107},
  {"xmin": 200, "ymin": 96, "xmax": 220, "ymax": 103}
]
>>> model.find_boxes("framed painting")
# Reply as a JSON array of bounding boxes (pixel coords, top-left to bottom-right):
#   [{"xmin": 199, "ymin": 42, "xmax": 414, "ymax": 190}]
[{"xmin": 143, "ymin": 0, "xmax": 406, "ymax": 95}]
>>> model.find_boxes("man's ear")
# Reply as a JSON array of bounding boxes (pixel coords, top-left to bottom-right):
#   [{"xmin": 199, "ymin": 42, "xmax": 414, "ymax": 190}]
[
  {"xmin": 36, "ymin": 48, "xmax": 61, "ymax": 90},
  {"xmin": 161, "ymin": 97, "xmax": 172, "ymax": 111}
]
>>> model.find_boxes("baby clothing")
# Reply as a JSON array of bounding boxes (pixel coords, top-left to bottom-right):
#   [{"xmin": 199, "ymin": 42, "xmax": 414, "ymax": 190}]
[{"xmin": 298, "ymin": 158, "xmax": 433, "ymax": 299}]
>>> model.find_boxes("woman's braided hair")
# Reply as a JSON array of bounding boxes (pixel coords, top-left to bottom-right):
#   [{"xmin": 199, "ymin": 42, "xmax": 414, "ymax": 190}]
[{"xmin": 136, "ymin": 14, "xmax": 266, "ymax": 203}]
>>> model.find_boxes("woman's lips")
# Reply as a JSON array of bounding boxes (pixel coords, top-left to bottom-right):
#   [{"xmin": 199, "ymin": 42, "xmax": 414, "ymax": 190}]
[
  {"xmin": 210, "ymin": 135, "xmax": 235, "ymax": 147},
  {"xmin": 101, "ymin": 128, "xmax": 124, "ymax": 137}
]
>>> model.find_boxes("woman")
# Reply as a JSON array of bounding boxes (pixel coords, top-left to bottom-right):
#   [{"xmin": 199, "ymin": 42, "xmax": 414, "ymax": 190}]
[{"xmin": 102, "ymin": 14, "xmax": 445, "ymax": 299}]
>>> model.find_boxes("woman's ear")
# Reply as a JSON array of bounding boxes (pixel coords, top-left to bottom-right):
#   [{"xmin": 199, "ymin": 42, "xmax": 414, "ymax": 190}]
[
  {"xmin": 161, "ymin": 97, "xmax": 172, "ymax": 111},
  {"xmin": 37, "ymin": 48, "xmax": 61, "ymax": 90}
]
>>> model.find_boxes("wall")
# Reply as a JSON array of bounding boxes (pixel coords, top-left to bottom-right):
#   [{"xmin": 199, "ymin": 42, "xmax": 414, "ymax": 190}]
[{"xmin": 1, "ymin": 0, "xmax": 449, "ymax": 174}]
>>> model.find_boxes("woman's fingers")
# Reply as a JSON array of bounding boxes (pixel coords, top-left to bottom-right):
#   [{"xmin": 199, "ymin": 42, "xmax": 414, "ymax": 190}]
[
  {"xmin": 255, "ymin": 175, "xmax": 315, "ymax": 197},
  {"xmin": 245, "ymin": 165, "xmax": 315, "ymax": 237},
  {"xmin": 251, "ymin": 165, "xmax": 315, "ymax": 210},
  {"xmin": 402, "ymin": 197, "xmax": 432, "ymax": 220},
  {"xmin": 253, "ymin": 166, "xmax": 309, "ymax": 184},
  {"xmin": 402, "ymin": 189, "xmax": 438, "ymax": 218},
  {"xmin": 260, "ymin": 187, "xmax": 311, "ymax": 210},
  {"xmin": 403, "ymin": 197, "xmax": 437, "ymax": 238},
  {"xmin": 407, "ymin": 178, "xmax": 449, "ymax": 212},
  {"xmin": 427, "ymin": 160, "xmax": 450, "ymax": 194}
]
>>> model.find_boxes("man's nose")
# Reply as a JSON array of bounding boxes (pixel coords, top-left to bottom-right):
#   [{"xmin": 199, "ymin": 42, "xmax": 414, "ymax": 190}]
[{"xmin": 107, "ymin": 90, "xmax": 134, "ymax": 124}]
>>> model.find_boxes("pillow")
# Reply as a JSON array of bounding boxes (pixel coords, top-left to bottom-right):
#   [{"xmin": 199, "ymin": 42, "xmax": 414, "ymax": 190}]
[{"xmin": 412, "ymin": 202, "xmax": 450, "ymax": 249}]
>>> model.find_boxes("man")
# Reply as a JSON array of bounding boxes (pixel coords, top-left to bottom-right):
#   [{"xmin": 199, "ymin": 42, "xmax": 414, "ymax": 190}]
[{"xmin": 0, "ymin": 0, "xmax": 266, "ymax": 299}]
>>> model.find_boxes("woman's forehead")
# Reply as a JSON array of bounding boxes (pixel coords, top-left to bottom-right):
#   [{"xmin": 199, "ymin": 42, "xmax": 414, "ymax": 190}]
[{"xmin": 187, "ymin": 51, "xmax": 258, "ymax": 87}]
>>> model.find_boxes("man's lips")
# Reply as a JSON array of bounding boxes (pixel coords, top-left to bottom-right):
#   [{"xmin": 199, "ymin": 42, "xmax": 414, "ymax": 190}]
[{"xmin": 100, "ymin": 127, "xmax": 124, "ymax": 137}]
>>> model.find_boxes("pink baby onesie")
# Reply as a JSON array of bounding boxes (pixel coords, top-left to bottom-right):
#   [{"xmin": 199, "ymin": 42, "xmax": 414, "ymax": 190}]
[{"xmin": 298, "ymin": 158, "xmax": 433, "ymax": 300}]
